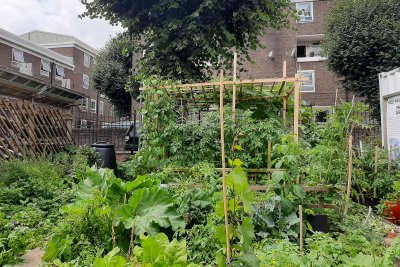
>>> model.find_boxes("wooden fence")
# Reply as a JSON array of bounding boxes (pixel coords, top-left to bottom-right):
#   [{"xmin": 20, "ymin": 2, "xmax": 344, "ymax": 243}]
[{"xmin": 0, "ymin": 99, "xmax": 73, "ymax": 159}]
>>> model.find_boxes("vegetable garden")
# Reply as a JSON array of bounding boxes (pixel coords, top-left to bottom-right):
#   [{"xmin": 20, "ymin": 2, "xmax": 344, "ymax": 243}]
[{"xmin": 1, "ymin": 66, "xmax": 400, "ymax": 266}]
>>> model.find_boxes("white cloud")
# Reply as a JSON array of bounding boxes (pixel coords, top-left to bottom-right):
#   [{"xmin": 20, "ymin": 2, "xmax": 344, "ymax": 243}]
[{"xmin": 0, "ymin": 0, "xmax": 123, "ymax": 49}]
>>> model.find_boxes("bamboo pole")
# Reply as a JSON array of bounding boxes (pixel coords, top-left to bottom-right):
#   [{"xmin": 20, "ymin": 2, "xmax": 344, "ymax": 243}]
[
  {"xmin": 283, "ymin": 60, "xmax": 287, "ymax": 78},
  {"xmin": 294, "ymin": 74, "xmax": 300, "ymax": 143},
  {"xmin": 219, "ymin": 70, "xmax": 231, "ymax": 264},
  {"xmin": 267, "ymin": 140, "xmax": 272, "ymax": 179},
  {"xmin": 299, "ymin": 205, "xmax": 303, "ymax": 251},
  {"xmin": 283, "ymin": 96, "xmax": 287, "ymax": 128},
  {"xmin": 373, "ymin": 145, "xmax": 379, "ymax": 198},
  {"xmin": 344, "ymin": 134, "xmax": 353, "ymax": 215},
  {"xmin": 232, "ymin": 52, "xmax": 237, "ymax": 122}
]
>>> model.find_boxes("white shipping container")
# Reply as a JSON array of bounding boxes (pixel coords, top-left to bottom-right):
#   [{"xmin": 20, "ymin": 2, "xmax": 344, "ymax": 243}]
[{"xmin": 379, "ymin": 68, "xmax": 400, "ymax": 160}]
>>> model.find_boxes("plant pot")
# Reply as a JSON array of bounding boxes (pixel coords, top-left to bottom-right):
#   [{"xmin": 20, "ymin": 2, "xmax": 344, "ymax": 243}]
[
  {"xmin": 384, "ymin": 200, "xmax": 400, "ymax": 225},
  {"xmin": 307, "ymin": 214, "xmax": 329, "ymax": 233}
]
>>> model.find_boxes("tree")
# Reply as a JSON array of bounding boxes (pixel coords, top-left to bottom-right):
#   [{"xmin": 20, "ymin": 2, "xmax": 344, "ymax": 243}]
[
  {"xmin": 323, "ymin": 0, "xmax": 400, "ymax": 117},
  {"xmin": 81, "ymin": 0, "xmax": 294, "ymax": 82},
  {"xmin": 91, "ymin": 34, "xmax": 138, "ymax": 115}
]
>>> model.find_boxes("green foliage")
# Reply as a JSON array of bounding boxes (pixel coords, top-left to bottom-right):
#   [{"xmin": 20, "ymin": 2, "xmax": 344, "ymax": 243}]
[
  {"xmin": 90, "ymin": 33, "xmax": 135, "ymax": 115},
  {"xmin": 43, "ymin": 167, "xmax": 185, "ymax": 265},
  {"xmin": 0, "ymin": 157, "xmax": 73, "ymax": 215},
  {"xmin": 80, "ymin": 0, "xmax": 294, "ymax": 81},
  {"xmin": 0, "ymin": 206, "xmax": 51, "ymax": 265},
  {"xmin": 132, "ymin": 233, "xmax": 200, "ymax": 266},
  {"xmin": 323, "ymin": 0, "xmax": 400, "ymax": 117},
  {"xmin": 214, "ymin": 158, "xmax": 259, "ymax": 266}
]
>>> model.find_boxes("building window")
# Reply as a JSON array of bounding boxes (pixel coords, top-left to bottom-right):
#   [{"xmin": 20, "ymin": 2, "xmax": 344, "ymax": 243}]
[
  {"xmin": 55, "ymin": 65, "xmax": 65, "ymax": 80},
  {"xmin": 84, "ymin": 53, "xmax": 91, "ymax": 67},
  {"xmin": 99, "ymin": 101, "xmax": 104, "ymax": 115},
  {"xmin": 12, "ymin": 48, "xmax": 24, "ymax": 67},
  {"xmin": 90, "ymin": 99, "xmax": 97, "ymax": 113},
  {"xmin": 40, "ymin": 59, "xmax": 51, "ymax": 77},
  {"xmin": 297, "ymin": 42, "xmax": 322, "ymax": 58},
  {"xmin": 79, "ymin": 119, "xmax": 87, "ymax": 129},
  {"xmin": 298, "ymin": 70, "xmax": 315, "ymax": 92},
  {"xmin": 82, "ymin": 74, "xmax": 90, "ymax": 89},
  {"xmin": 297, "ymin": 2, "xmax": 313, "ymax": 22},
  {"xmin": 80, "ymin": 97, "xmax": 88, "ymax": 111}
]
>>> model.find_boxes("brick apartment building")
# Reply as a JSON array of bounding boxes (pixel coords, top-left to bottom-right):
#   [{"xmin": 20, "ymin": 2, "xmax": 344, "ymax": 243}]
[
  {"xmin": 19, "ymin": 30, "xmax": 113, "ymax": 128},
  {"xmin": 242, "ymin": 0, "xmax": 353, "ymax": 109},
  {"xmin": 0, "ymin": 27, "xmax": 83, "ymax": 108}
]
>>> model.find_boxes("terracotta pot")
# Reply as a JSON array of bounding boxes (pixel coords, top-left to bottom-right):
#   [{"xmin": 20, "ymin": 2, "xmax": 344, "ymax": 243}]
[{"xmin": 384, "ymin": 200, "xmax": 400, "ymax": 225}]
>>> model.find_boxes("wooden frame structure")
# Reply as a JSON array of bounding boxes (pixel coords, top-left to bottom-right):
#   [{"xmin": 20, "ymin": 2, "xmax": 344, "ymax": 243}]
[
  {"xmin": 141, "ymin": 58, "xmax": 353, "ymax": 263},
  {"xmin": 0, "ymin": 99, "xmax": 74, "ymax": 159}
]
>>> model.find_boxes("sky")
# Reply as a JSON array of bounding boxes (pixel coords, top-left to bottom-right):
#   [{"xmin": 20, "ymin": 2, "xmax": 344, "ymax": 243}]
[{"xmin": 0, "ymin": 0, "xmax": 123, "ymax": 49}]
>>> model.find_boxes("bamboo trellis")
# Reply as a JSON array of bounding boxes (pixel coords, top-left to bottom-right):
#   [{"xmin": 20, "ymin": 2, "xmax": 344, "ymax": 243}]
[{"xmin": 0, "ymin": 99, "xmax": 74, "ymax": 159}]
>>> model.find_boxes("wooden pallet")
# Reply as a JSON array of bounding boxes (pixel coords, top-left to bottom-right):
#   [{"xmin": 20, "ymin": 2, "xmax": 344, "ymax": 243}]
[{"xmin": 0, "ymin": 99, "xmax": 74, "ymax": 159}]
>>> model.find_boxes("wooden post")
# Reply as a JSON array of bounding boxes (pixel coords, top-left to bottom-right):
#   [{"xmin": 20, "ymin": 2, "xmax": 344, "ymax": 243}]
[
  {"xmin": 373, "ymin": 145, "xmax": 379, "ymax": 198},
  {"xmin": 283, "ymin": 96, "xmax": 287, "ymax": 128},
  {"xmin": 232, "ymin": 52, "xmax": 237, "ymax": 122},
  {"xmin": 219, "ymin": 70, "xmax": 231, "ymax": 264},
  {"xmin": 294, "ymin": 74, "xmax": 300, "ymax": 143},
  {"xmin": 334, "ymin": 88, "xmax": 338, "ymax": 107},
  {"xmin": 283, "ymin": 60, "xmax": 287, "ymax": 78},
  {"xmin": 267, "ymin": 140, "xmax": 272, "ymax": 179},
  {"xmin": 344, "ymin": 134, "xmax": 353, "ymax": 215},
  {"xmin": 388, "ymin": 145, "xmax": 392, "ymax": 171},
  {"xmin": 299, "ymin": 205, "xmax": 303, "ymax": 251}
]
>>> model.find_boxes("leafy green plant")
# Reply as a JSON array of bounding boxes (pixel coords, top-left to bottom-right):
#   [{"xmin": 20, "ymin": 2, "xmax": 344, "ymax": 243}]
[
  {"xmin": 214, "ymin": 158, "xmax": 259, "ymax": 266},
  {"xmin": 133, "ymin": 233, "xmax": 200, "ymax": 266}
]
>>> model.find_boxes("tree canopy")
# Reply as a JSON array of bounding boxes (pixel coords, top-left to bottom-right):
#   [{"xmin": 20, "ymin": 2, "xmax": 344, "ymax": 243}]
[
  {"xmin": 323, "ymin": 0, "xmax": 400, "ymax": 117},
  {"xmin": 81, "ymin": 0, "xmax": 294, "ymax": 81},
  {"xmin": 91, "ymin": 34, "xmax": 136, "ymax": 115}
]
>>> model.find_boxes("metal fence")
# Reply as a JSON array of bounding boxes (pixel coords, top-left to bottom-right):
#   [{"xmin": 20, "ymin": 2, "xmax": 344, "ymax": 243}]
[{"xmin": 72, "ymin": 108, "xmax": 140, "ymax": 151}]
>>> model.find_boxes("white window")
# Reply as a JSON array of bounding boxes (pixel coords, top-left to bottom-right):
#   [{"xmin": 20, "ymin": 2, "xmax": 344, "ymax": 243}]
[
  {"xmin": 81, "ymin": 97, "xmax": 88, "ymax": 111},
  {"xmin": 298, "ymin": 70, "xmax": 315, "ymax": 92},
  {"xmin": 12, "ymin": 48, "xmax": 24, "ymax": 67},
  {"xmin": 90, "ymin": 99, "xmax": 97, "ymax": 113},
  {"xmin": 55, "ymin": 65, "xmax": 65, "ymax": 80},
  {"xmin": 83, "ymin": 53, "xmax": 91, "ymax": 67},
  {"xmin": 40, "ymin": 59, "xmax": 51, "ymax": 77},
  {"xmin": 80, "ymin": 119, "xmax": 87, "ymax": 128},
  {"xmin": 99, "ymin": 101, "xmax": 104, "ymax": 115},
  {"xmin": 82, "ymin": 74, "xmax": 90, "ymax": 89},
  {"xmin": 297, "ymin": 2, "xmax": 313, "ymax": 22}
]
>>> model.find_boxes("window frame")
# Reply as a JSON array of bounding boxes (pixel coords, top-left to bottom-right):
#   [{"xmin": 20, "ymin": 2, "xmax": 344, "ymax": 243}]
[
  {"xmin": 90, "ymin": 99, "xmax": 97, "ymax": 113},
  {"xmin": 11, "ymin": 48, "xmax": 24, "ymax": 67},
  {"xmin": 83, "ymin": 53, "xmax": 91, "ymax": 67},
  {"xmin": 40, "ymin": 59, "xmax": 51, "ymax": 77},
  {"xmin": 298, "ymin": 70, "xmax": 315, "ymax": 93},
  {"xmin": 82, "ymin": 74, "xmax": 90, "ymax": 89},
  {"xmin": 296, "ymin": 2, "xmax": 314, "ymax": 23},
  {"xmin": 55, "ymin": 65, "xmax": 65, "ymax": 80},
  {"xmin": 99, "ymin": 101, "xmax": 104, "ymax": 115}
]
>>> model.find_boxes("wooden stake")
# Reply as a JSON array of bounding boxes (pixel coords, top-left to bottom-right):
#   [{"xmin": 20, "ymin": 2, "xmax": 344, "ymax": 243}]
[
  {"xmin": 267, "ymin": 140, "xmax": 272, "ymax": 179},
  {"xmin": 283, "ymin": 96, "xmax": 287, "ymax": 128},
  {"xmin": 373, "ymin": 145, "xmax": 379, "ymax": 198},
  {"xmin": 299, "ymin": 205, "xmax": 303, "ymax": 251},
  {"xmin": 344, "ymin": 134, "xmax": 353, "ymax": 215},
  {"xmin": 388, "ymin": 145, "xmax": 392, "ymax": 171},
  {"xmin": 283, "ymin": 60, "xmax": 287, "ymax": 78},
  {"xmin": 219, "ymin": 70, "xmax": 231, "ymax": 264},
  {"xmin": 334, "ymin": 88, "xmax": 338, "ymax": 107},
  {"xmin": 294, "ymin": 74, "xmax": 300, "ymax": 143},
  {"xmin": 232, "ymin": 52, "xmax": 237, "ymax": 122}
]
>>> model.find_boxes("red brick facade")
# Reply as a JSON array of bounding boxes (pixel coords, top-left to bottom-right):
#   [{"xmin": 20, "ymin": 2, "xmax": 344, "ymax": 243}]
[{"xmin": 241, "ymin": 0, "xmax": 353, "ymax": 107}]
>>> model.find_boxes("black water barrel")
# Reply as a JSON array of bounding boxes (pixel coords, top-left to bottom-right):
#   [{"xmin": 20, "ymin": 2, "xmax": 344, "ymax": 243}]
[{"xmin": 91, "ymin": 141, "xmax": 117, "ymax": 172}]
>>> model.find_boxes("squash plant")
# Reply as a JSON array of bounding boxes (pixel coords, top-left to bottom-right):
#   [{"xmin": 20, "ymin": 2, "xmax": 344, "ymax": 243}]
[{"xmin": 43, "ymin": 167, "xmax": 185, "ymax": 264}]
